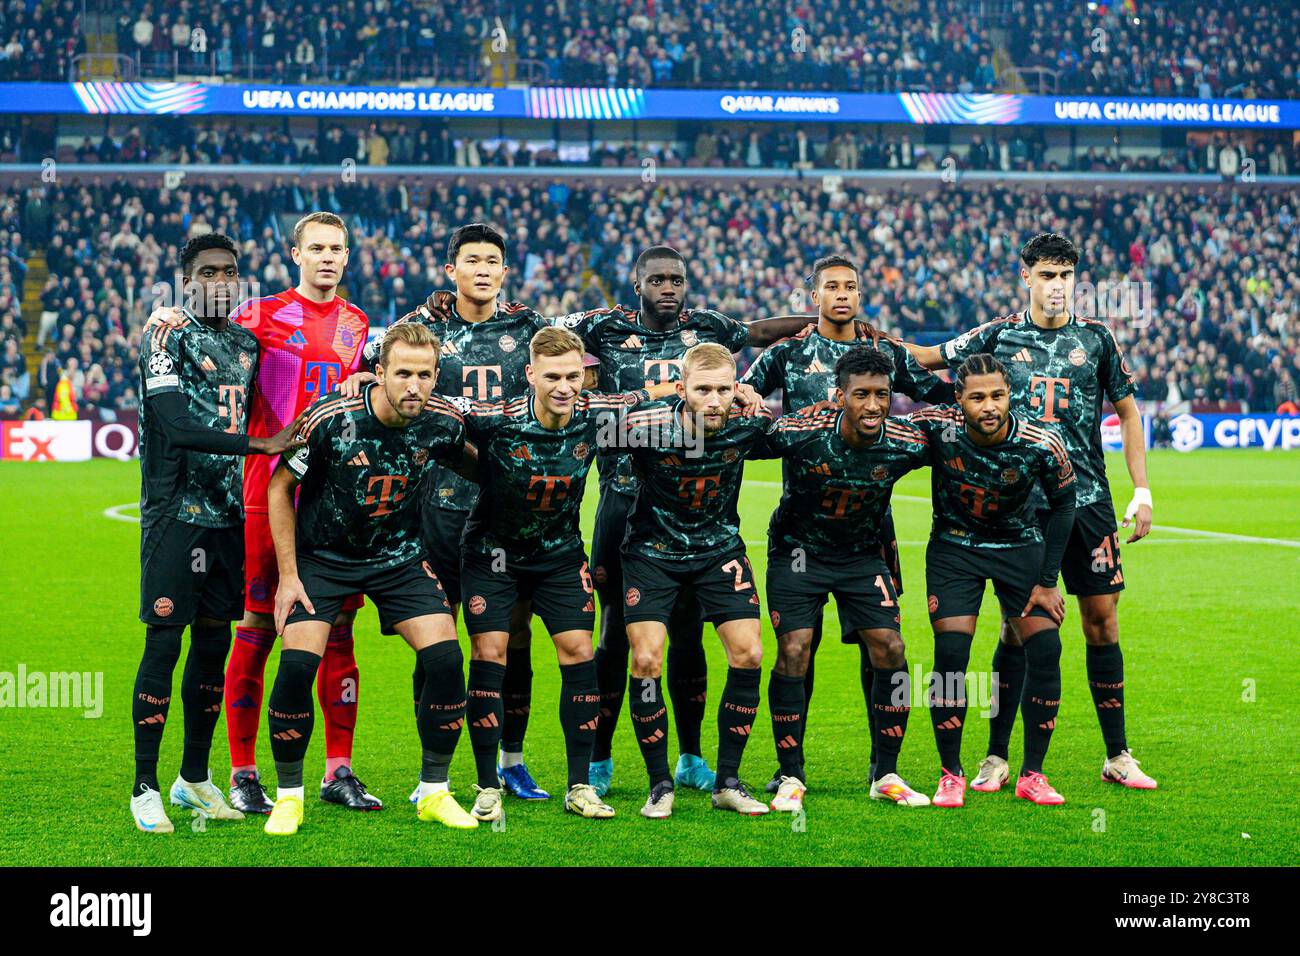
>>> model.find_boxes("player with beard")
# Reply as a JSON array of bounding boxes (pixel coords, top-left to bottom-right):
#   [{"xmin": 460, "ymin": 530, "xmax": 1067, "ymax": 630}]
[
  {"xmin": 553, "ymin": 245, "xmax": 850, "ymax": 799},
  {"xmin": 739, "ymin": 254, "xmax": 953, "ymax": 793},
  {"xmin": 609, "ymin": 344, "xmax": 775, "ymax": 818},
  {"xmin": 909, "ymin": 355, "xmax": 1077, "ymax": 808},
  {"xmin": 344, "ymin": 223, "xmax": 556, "ymax": 802},
  {"xmin": 904, "ymin": 233, "xmax": 1157, "ymax": 792},
  {"xmin": 263, "ymin": 322, "xmax": 475, "ymax": 835}
]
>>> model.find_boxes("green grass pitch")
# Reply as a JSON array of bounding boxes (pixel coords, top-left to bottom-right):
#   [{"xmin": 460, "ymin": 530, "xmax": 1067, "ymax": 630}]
[{"xmin": 0, "ymin": 450, "xmax": 1295, "ymax": 866}]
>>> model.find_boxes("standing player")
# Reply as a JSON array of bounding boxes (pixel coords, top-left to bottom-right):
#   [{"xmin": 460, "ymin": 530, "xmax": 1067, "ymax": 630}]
[
  {"xmin": 553, "ymin": 245, "xmax": 827, "ymax": 798},
  {"xmin": 740, "ymin": 254, "xmax": 953, "ymax": 791},
  {"xmin": 751, "ymin": 346, "xmax": 933, "ymax": 812},
  {"xmin": 613, "ymin": 343, "xmax": 774, "ymax": 819},
  {"xmin": 152, "ymin": 212, "xmax": 375, "ymax": 812},
  {"xmin": 131, "ymin": 234, "xmax": 305, "ymax": 832},
  {"xmin": 348, "ymin": 223, "xmax": 555, "ymax": 801},
  {"xmin": 455, "ymin": 327, "xmax": 676, "ymax": 821},
  {"xmin": 906, "ymin": 233, "xmax": 1157, "ymax": 791},
  {"xmin": 263, "ymin": 323, "xmax": 476, "ymax": 835},
  {"xmin": 909, "ymin": 355, "xmax": 1077, "ymax": 808}
]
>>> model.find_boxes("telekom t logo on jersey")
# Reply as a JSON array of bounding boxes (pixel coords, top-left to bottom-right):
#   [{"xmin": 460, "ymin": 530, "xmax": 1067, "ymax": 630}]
[
  {"xmin": 463, "ymin": 365, "xmax": 504, "ymax": 398},
  {"xmin": 644, "ymin": 358, "xmax": 683, "ymax": 387},
  {"xmin": 1030, "ymin": 376, "xmax": 1071, "ymax": 423},
  {"xmin": 365, "ymin": 475, "xmax": 409, "ymax": 516},
  {"xmin": 526, "ymin": 475, "xmax": 572, "ymax": 511},
  {"xmin": 820, "ymin": 485, "xmax": 869, "ymax": 517},
  {"xmin": 305, "ymin": 361, "xmax": 343, "ymax": 396},
  {"xmin": 678, "ymin": 474, "xmax": 721, "ymax": 508},
  {"xmin": 218, "ymin": 385, "xmax": 246, "ymax": 433}
]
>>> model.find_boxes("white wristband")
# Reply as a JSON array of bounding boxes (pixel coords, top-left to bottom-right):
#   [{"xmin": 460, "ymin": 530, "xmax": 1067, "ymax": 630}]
[{"xmin": 1130, "ymin": 487, "xmax": 1153, "ymax": 509}]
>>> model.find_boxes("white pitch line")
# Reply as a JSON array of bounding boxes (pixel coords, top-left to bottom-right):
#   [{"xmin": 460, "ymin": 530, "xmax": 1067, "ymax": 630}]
[
  {"xmin": 745, "ymin": 483, "xmax": 1300, "ymax": 548},
  {"xmin": 103, "ymin": 502, "xmax": 141, "ymax": 523},
  {"xmin": 104, "ymin": 490, "xmax": 1300, "ymax": 549}
]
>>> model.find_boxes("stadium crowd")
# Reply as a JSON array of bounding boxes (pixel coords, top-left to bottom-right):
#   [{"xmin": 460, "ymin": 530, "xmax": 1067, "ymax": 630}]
[
  {"xmin": 99, "ymin": 0, "xmax": 1300, "ymax": 100},
  {"xmin": 40, "ymin": 118, "xmax": 1300, "ymax": 179},
  {"xmin": 2, "ymin": 175, "xmax": 1296, "ymax": 420}
]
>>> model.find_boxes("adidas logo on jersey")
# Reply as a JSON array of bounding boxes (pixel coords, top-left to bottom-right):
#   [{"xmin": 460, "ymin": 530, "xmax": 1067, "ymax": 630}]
[
  {"xmin": 286, "ymin": 330, "xmax": 308, "ymax": 347},
  {"xmin": 621, "ymin": 335, "xmax": 644, "ymax": 349},
  {"xmin": 945, "ymin": 456, "xmax": 965, "ymax": 472},
  {"xmin": 1010, "ymin": 348, "xmax": 1033, "ymax": 362},
  {"xmin": 199, "ymin": 356, "xmax": 216, "ymax": 372},
  {"xmin": 807, "ymin": 357, "xmax": 828, "ymax": 373},
  {"xmin": 348, "ymin": 452, "xmax": 370, "ymax": 467}
]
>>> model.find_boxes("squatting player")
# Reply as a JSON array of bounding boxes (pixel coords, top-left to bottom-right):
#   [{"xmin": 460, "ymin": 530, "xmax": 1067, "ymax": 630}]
[
  {"xmin": 132, "ymin": 234, "xmax": 305, "ymax": 833},
  {"xmin": 263, "ymin": 323, "xmax": 477, "ymax": 835},
  {"xmin": 740, "ymin": 254, "xmax": 953, "ymax": 791},
  {"xmin": 454, "ymin": 327, "xmax": 677, "ymax": 821},
  {"xmin": 907, "ymin": 233, "xmax": 1157, "ymax": 791},
  {"xmin": 909, "ymin": 355, "xmax": 1077, "ymax": 808},
  {"xmin": 612, "ymin": 343, "xmax": 774, "ymax": 819},
  {"xmin": 349, "ymin": 223, "xmax": 555, "ymax": 801},
  {"xmin": 751, "ymin": 346, "xmax": 933, "ymax": 813},
  {"xmin": 150, "ymin": 212, "xmax": 377, "ymax": 813}
]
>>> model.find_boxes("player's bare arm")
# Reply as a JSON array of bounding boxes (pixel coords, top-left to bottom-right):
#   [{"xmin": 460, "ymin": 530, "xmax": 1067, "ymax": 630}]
[
  {"xmin": 1115, "ymin": 395, "xmax": 1152, "ymax": 543},
  {"xmin": 902, "ymin": 340, "xmax": 946, "ymax": 370},
  {"xmin": 267, "ymin": 463, "xmax": 314, "ymax": 634}
]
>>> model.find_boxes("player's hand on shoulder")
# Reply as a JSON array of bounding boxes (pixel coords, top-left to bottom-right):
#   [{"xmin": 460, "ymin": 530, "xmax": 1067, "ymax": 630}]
[
  {"xmin": 733, "ymin": 382, "xmax": 763, "ymax": 417},
  {"xmin": 793, "ymin": 322, "xmax": 817, "ymax": 339},
  {"xmin": 339, "ymin": 371, "xmax": 376, "ymax": 398},
  {"xmin": 145, "ymin": 306, "xmax": 188, "ymax": 330},
  {"xmin": 1022, "ymin": 585, "xmax": 1065, "ymax": 625},
  {"xmin": 426, "ymin": 289, "xmax": 456, "ymax": 320},
  {"xmin": 794, "ymin": 398, "xmax": 837, "ymax": 417},
  {"xmin": 274, "ymin": 574, "xmax": 314, "ymax": 635},
  {"xmin": 256, "ymin": 409, "xmax": 311, "ymax": 456}
]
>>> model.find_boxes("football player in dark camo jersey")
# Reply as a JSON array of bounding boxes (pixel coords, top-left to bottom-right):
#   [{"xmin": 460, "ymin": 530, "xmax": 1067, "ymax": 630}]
[
  {"xmin": 608, "ymin": 343, "xmax": 776, "ymax": 819},
  {"xmin": 740, "ymin": 252, "xmax": 954, "ymax": 794},
  {"xmin": 749, "ymin": 346, "xmax": 934, "ymax": 812},
  {"xmin": 262, "ymin": 322, "xmax": 479, "ymax": 835},
  {"xmin": 551, "ymin": 245, "xmax": 839, "ymax": 799},
  {"xmin": 905, "ymin": 233, "xmax": 1158, "ymax": 792},
  {"xmin": 346, "ymin": 223, "xmax": 557, "ymax": 801},
  {"xmin": 453, "ymin": 327, "xmax": 680, "ymax": 823},
  {"xmin": 908, "ymin": 354, "xmax": 1077, "ymax": 808},
  {"xmin": 131, "ymin": 234, "xmax": 307, "ymax": 834}
]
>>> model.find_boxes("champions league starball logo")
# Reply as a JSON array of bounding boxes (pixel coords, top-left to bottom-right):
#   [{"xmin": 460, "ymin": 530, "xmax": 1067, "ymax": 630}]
[{"xmin": 1169, "ymin": 414, "xmax": 1204, "ymax": 452}]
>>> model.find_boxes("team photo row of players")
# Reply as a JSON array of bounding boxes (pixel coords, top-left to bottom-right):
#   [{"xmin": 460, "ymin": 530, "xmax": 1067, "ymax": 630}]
[{"xmin": 129, "ymin": 217, "xmax": 1159, "ymax": 836}]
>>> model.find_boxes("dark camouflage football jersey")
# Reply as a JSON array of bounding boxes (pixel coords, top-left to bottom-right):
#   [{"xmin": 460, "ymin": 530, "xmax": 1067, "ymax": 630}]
[
  {"xmin": 742, "ymin": 327, "xmax": 952, "ymax": 413},
  {"xmin": 457, "ymin": 389, "xmax": 649, "ymax": 561},
  {"xmin": 284, "ymin": 384, "xmax": 465, "ymax": 569},
  {"xmin": 940, "ymin": 311, "xmax": 1136, "ymax": 508},
  {"xmin": 908, "ymin": 405, "xmax": 1076, "ymax": 549},
  {"xmin": 364, "ymin": 299, "xmax": 548, "ymax": 516},
  {"xmin": 553, "ymin": 305, "xmax": 751, "ymax": 496},
  {"xmin": 751, "ymin": 409, "xmax": 930, "ymax": 556},
  {"xmin": 618, "ymin": 399, "xmax": 774, "ymax": 561},
  {"xmin": 138, "ymin": 316, "xmax": 259, "ymax": 528}
]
